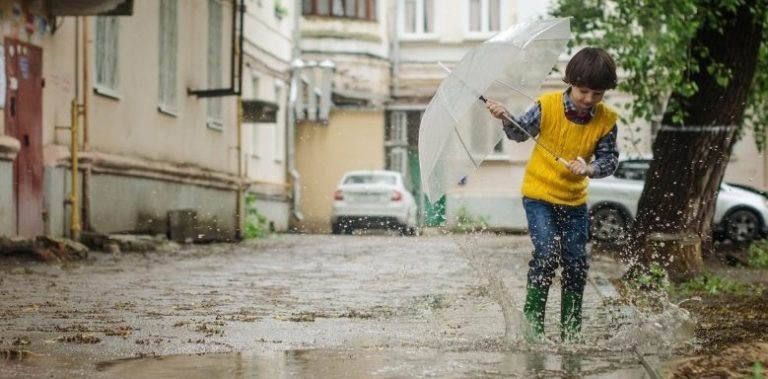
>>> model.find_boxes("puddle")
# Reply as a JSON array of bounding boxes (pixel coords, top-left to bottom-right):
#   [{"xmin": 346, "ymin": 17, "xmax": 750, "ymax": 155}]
[{"xmin": 96, "ymin": 348, "xmax": 651, "ymax": 379}]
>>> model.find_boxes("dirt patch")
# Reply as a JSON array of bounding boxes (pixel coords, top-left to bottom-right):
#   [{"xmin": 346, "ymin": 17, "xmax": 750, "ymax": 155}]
[
  {"xmin": 670, "ymin": 342, "xmax": 767, "ymax": 379},
  {"xmin": 668, "ymin": 252, "xmax": 768, "ymax": 378}
]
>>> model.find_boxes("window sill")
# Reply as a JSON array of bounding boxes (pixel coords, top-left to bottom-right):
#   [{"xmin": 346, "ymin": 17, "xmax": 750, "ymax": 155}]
[
  {"xmin": 206, "ymin": 120, "xmax": 224, "ymax": 131},
  {"xmin": 93, "ymin": 86, "xmax": 122, "ymax": 100},
  {"xmin": 463, "ymin": 32, "xmax": 497, "ymax": 41},
  {"xmin": 399, "ymin": 33, "xmax": 439, "ymax": 42},
  {"xmin": 158, "ymin": 105, "xmax": 178, "ymax": 118},
  {"xmin": 484, "ymin": 154, "xmax": 512, "ymax": 162}
]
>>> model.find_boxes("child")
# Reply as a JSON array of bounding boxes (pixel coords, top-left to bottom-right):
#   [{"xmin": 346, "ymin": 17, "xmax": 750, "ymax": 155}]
[{"xmin": 485, "ymin": 47, "xmax": 619, "ymax": 342}]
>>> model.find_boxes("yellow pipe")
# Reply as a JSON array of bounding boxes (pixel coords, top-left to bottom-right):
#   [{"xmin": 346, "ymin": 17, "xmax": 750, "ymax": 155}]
[{"xmin": 70, "ymin": 99, "xmax": 81, "ymax": 240}]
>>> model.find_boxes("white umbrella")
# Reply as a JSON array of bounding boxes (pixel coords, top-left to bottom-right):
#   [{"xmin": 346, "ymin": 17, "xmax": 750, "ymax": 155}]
[{"xmin": 418, "ymin": 18, "xmax": 571, "ymax": 202}]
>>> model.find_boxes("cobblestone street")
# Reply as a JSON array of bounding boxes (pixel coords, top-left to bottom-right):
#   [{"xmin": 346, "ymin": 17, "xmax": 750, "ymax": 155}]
[{"xmin": 1, "ymin": 233, "xmax": 681, "ymax": 378}]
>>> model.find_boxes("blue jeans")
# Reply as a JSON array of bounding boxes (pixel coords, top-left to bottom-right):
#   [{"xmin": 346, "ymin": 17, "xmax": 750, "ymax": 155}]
[{"xmin": 523, "ymin": 197, "xmax": 589, "ymax": 291}]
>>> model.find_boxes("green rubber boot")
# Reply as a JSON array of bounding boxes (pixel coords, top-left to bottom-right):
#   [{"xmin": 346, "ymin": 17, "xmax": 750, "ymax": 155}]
[
  {"xmin": 523, "ymin": 284, "xmax": 549, "ymax": 343},
  {"xmin": 561, "ymin": 289, "xmax": 584, "ymax": 342}
]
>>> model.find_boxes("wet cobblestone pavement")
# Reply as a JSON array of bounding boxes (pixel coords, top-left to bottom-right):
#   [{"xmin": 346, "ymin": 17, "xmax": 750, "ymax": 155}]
[{"xmin": 0, "ymin": 233, "xmax": 686, "ymax": 378}]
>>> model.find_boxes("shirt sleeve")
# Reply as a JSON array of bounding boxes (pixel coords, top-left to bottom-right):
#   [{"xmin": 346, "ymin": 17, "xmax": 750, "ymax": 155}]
[
  {"xmin": 589, "ymin": 125, "xmax": 619, "ymax": 179},
  {"xmin": 502, "ymin": 102, "xmax": 541, "ymax": 142}
]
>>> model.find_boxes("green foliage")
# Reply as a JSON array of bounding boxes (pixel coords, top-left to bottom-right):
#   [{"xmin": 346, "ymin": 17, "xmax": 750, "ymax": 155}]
[
  {"xmin": 274, "ymin": 0, "xmax": 288, "ymax": 19},
  {"xmin": 753, "ymin": 362, "xmax": 765, "ymax": 379},
  {"xmin": 244, "ymin": 193, "xmax": 270, "ymax": 239},
  {"xmin": 747, "ymin": 239, "xmax": 768, "ymax": 268},
  {"xmin": 454, "ymin": 206, "xmax": 489, "ymax": 233},
  {"xmin": 552, "ymin": 0, "xmax": 768, "ymax": 145},
  {"xmin": 627, "ymin": 262, "xmax": 669, "ymax": 292},
  {"xmin": 672, "ymin": 272, "xmax": 762, "ymax": 295}
]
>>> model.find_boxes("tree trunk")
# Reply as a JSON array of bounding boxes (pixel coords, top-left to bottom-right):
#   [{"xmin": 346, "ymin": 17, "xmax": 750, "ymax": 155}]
[{"xmin": 630, "ymin": 2, "xmax": 765, "ymax": 280}]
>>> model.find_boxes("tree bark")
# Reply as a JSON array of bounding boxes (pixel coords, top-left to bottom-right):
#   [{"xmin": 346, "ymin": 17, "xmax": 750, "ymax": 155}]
[{"xmin": 630, "ymin": 1, "xmax": 765, "ymax": 279}]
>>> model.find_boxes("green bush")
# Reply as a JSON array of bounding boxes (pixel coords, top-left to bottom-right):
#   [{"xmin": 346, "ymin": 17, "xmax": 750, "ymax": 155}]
[
  {"xmin": 455, "ymin": 206, "xmax": 489, "ymax": 233},
  {"xmin": 627, "ymin": 262, "xmax": 669, "ymax": 292},
  {"xmin": 747, "ymin": 240, "xmax": 768, "ymax": 268},
  {"xmin": 673, "ymin": 272, "xmax": 758, "ymax": 295},
  {"xmin": 244, "ymin": 193, "xmax": 270, "ymax": 239}
]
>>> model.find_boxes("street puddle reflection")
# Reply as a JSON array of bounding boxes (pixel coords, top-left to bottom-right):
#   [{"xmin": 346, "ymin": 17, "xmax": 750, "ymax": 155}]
[{"xmin": 97, "ymin": 348, "xmax": 651, "ymax": 378}]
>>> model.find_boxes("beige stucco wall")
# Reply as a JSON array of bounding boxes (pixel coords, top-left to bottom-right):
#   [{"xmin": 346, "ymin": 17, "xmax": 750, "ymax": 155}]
[
  {"xmin": 294, "ymin": 110, "xmax": 385, "ymax": 232},
  {"xmin": 43, "ymin": 1, "xmax": 238, "ymax": 173}
]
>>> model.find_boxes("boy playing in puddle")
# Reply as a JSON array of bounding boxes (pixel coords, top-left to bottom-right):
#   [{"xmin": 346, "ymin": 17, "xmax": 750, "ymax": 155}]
[{"xmin": 485, "ymin": 47, "xmax": 619, "ymax": 342}]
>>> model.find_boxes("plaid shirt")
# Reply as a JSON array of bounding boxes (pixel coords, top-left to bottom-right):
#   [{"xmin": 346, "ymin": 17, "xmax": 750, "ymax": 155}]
[{"xmin": 502, "ymin": 89, "xmax": 619, "ymax": 178}]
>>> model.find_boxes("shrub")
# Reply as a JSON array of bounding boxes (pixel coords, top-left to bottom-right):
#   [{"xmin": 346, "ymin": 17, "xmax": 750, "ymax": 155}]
[{"xmin": 244, "ymin": 193, "xmax": 270, "ymax": 239}]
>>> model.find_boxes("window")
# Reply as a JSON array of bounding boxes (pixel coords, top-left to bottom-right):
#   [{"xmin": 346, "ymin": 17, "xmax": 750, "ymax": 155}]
[
  {"xmin": 251, "ymin": 75, "xmax": 260, "ymax": 100},
  {"xmin": 94, "ymin": 16, "xmax": 120, "ymax": 95},
  {"xmin": 493, "ymin": 139, "xmax": 505, "ymax": 154},
  {"xmin": 207, "ymin": 0, "xmax": 223, "ymax": 127},
  {"xmin": 467, "ymin": 0, "xmax": 502, "ymax": 34},
  {"xmin": 388, "ymin": 148, "xmax": 408, "ymax": 179},
  {"xmin": 389, "ymin": 112, "xmax": 408, "ymax": 145},
  {"xmin": 401, "ymin": 0, "xmax": 434, "ymax": 35},
  {"xmin": 158, "ymin": 0, "xmax": 178, "ymax": 113},
  {"xmin": 302, "ymin": 0, "xmax": 377, "ymax": 21}
]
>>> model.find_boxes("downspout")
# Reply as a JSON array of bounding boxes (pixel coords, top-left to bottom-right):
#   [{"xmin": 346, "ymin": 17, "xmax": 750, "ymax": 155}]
[
  {"xmin": 390, "ymin": 0, "xmax": 400, "ymax": 98},
  {"xmin": 68, "ymin": 99, "xmax": 81, "ymax": 241},
  {"xmin": 287, "ymin": 0, "xmax": 303, "ymax": 222},
  {"xmin": 235, "ymin": 97, "xmax": 244, "ymax": 239},
  {"xmin": 81, "ymin": 16, "xmax": 92, "ymax": 232}
]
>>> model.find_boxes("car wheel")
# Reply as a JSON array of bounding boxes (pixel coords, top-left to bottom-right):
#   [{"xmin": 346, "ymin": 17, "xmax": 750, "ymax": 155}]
[
  {"xmin": 331, "ymin": 222, "xmax": 342, "ymax": 235},
  {"xmin": 589, "ymin": 205, "xmax": 630, "ymax": 243},
  {"xmin": 724, "ymin": 209, "xmax": 761, "ymax": 242}
]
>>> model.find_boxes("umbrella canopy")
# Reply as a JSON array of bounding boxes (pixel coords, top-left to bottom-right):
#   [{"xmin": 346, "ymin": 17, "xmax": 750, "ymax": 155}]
[{"xmin": 418, "ymin": 18, "xmax": 571, "ymax": 202}]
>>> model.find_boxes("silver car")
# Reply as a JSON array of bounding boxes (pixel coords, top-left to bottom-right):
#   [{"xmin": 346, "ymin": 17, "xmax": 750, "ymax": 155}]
[
  {"xmin": 331, "ymin": 170, "xmax": 418, "ymax": 235},
  {"xmin": 588, "ymin": 159, "xmax": 768, "ymax": 243}
]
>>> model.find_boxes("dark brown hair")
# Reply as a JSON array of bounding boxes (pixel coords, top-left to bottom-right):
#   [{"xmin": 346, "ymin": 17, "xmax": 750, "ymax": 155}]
[{"xmin": 563, "ymin": 47, "xmax": 617, "ymax": 90}]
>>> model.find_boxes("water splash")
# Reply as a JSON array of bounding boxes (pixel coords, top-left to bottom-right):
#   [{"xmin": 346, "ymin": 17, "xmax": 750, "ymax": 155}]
[{"xmin": 451, "ymin": 232, "xmax": 524, "ymax": 345}]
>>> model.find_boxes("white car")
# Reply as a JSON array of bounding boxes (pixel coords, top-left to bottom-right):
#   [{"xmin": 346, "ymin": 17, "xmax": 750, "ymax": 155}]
[
  {"xmin": 588, "ymin": 159, "xmax": 768, "ymax": 243},
  {"xmin": 331, "ymin": 170, "xmax": 418, "ymax": 236}
]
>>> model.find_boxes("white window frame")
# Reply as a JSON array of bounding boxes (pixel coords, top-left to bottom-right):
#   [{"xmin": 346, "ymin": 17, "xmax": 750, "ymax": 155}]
[
  {"xmin": 464, "ymin": 0, "xmax": 506, "ymax": 39},
  {"xmin": 398, "ymin": 0, "xmax": 437, "ymax": 40},
  {"xmin": 389, "ymin": 147, "xmax": 408, "ymax": 179},
  {"xmin": 93, "ymin": 16, "xmax": 120, "ymax": 98},
  {"xmin": 207, "ymin": 0, "xmax": 224, "ymax": 130},
  {"xmin": 388, "ymin": 111, "xmax": 408, "ymax": 146},
  {"xmin": 158, "ymin": 0, "xmax": 178, "ymax": 116}
]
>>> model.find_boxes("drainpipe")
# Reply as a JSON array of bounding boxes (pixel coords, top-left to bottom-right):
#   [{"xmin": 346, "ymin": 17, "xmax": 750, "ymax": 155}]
[
  {"xmin": 235, "ymin": 97, "xmax": 244, "ymax": 239},
  {"xmin": 389, "ymin": 0, "xmax": 400, "ymax": 98},
  {"xmin": 287, "ymin": 0, "xmax": 304, "ymax": 222},
  {"xmin": 69, "ymin": 99, "xmax": 82, "ymax": 240},
  {"xmin": 81, "ymin": 16, "xmax": 92, "ymax": 231}
]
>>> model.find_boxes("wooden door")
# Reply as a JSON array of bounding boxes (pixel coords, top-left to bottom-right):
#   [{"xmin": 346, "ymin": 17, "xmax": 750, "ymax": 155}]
[{"xmin": 4, "ymin": 38, "xmax": 44, "ymax": 236}]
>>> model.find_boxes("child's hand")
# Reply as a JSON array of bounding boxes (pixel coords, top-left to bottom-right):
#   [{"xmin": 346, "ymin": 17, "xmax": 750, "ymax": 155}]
[
  {"xmin": 485, "ymin": 100, "xmax": 509, "ymax": 120},
  {"xmin": 567, "ymin": 157, "xmax": 594, "ymax": 177}
]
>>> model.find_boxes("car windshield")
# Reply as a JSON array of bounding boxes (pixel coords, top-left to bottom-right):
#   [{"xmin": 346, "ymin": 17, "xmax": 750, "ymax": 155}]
[
  {"xmin": 344, "ymin": 174, "xmax": 397, "ymax": 185},
  {"xmin": 614, "ymin": 160, "xmax": 650, "ymax": 180}
]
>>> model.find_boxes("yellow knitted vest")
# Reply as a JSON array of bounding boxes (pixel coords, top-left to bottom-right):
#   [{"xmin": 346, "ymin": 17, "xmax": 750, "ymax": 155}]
[{"xmin": 521, "ymin": 91, "xmax": 617, "ymax": 206}]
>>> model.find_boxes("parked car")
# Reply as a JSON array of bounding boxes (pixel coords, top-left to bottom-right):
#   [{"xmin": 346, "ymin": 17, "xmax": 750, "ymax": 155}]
[
  {"xmin": 588, "ymin": 159, "xmax": 768, "ymax": 243},
  {"xmin": 331, "ymin": 170, "xmax": 418, "ymax": 236}
]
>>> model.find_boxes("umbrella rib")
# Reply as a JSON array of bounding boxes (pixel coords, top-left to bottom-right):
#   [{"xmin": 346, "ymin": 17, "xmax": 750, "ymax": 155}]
[
  {"xmin": 435, "ymin": 87, "xmax": 481, "ymax": 169},
  {"xmin": 494, "ymin": 78, "xmax": 537, "ymax": 102}
]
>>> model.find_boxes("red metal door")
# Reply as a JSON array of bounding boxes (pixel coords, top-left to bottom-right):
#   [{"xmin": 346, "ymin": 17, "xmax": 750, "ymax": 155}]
[{"xmin": 5, "ymin": 38, "xmax": 44, "ymax": 236}]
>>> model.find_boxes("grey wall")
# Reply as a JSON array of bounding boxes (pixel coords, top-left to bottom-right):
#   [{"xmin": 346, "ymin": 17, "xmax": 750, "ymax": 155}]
[
  {"xmin": 0, "ymin": 160, "xmax": 14, "ymax": 235},
  {"xmin": 45, "ymin": 167, "xmax": 238, "ymax": 240},
  {"xmin": 90, "ymin": 173, "xmax": 237, "ymax": 239}
]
